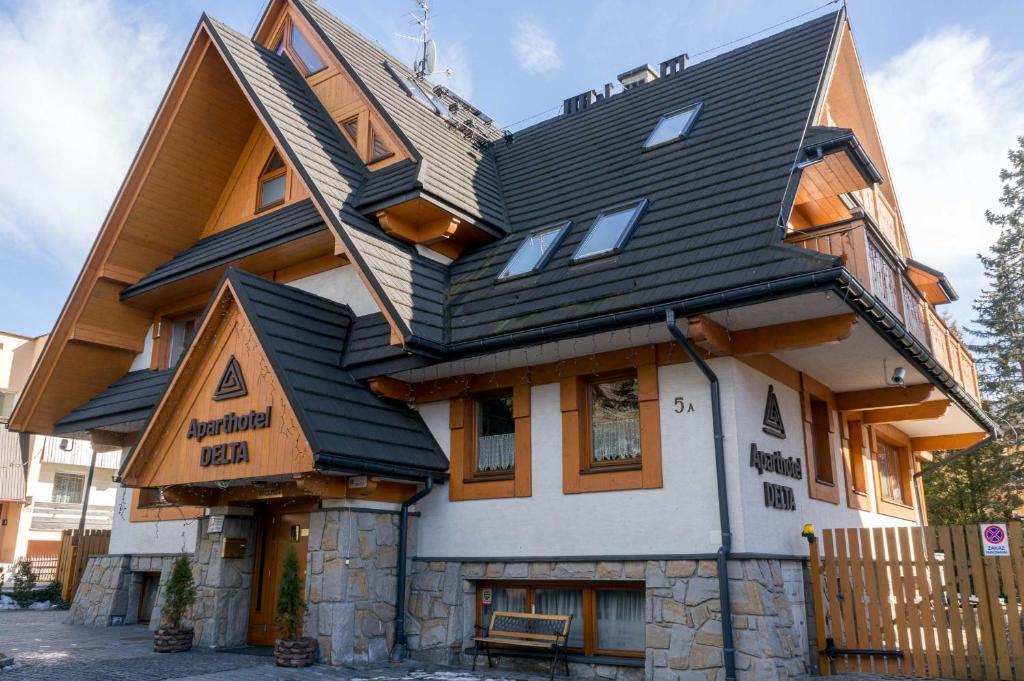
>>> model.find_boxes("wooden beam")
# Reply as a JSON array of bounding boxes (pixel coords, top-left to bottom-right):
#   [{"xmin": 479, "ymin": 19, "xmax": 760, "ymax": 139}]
[
  {"xmin": 835, "ymin": 384, "xmax": 933, "ymax": 411},
  {"xmin": 862, "ymin": 400, "xmax": 951, "ymax": 425},
  {"xmin": 89, "ymin": 430, "xmax": 135, "ymax": 452},
  {"xmin": 910, "ymin": 432, "xmax": 987, "ymax": 452},
  {"xmin": 98, "ymin": 264, "xmax": 145, "ymax": 287},
  {"xmin": 367, "ymin": 376, "xmax": 411, "ymax": 402},
  {"xmin": 730, "ymin": 313, "xmax": 858, "ymax": 355},
  {"xmin": 687, "ymin": 316, "xmax": 732, "ymax": 356},
  {"xmin": 69, "ymin": 324, "xmax": 145, "ymax": 353},
  {"xmin": 294, "ymin": 473, "xmax": 348, "ymax": 498}
]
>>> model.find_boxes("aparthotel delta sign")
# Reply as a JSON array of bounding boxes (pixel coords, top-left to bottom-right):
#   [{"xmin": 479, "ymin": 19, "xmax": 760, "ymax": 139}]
[{"xmin": 185, "ymin": 355, "xmax": 272, "ymax": 467}]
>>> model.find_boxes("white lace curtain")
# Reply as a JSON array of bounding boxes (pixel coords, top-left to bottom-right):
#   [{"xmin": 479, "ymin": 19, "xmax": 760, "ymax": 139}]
[
  {"xmin": 477, "ymin": 433, "xmax": 515, "ymax": 471},
  {"xmin": 596, "ymin": 590, "xmax": 644, "ymax": 651},
  {"xmin": 591, "ymin": 417, "xmax": 640, "ymax": 461}
]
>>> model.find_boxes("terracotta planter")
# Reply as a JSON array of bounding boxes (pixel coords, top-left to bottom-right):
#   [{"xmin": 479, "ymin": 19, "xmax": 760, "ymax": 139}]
[
  {"xmin": 274, "ymin": 637, "xmax": 317, "ymax": 667},
  {"xmin": 153, "ymin": 628, "xmax": 194, "ymax": 653}
]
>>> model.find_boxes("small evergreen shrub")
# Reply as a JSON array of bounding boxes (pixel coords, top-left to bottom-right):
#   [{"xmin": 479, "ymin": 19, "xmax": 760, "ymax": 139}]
[
  {"xmin": 160, "ymin": 553, "xmax": 195, "ymax": 630},
  {"xmin": 11, "ymin": 560, "xmax": 36, "ymax": 608},
  {"xmin": 274, "ymin": 545, "xmax": 306, "ymax": 641}
]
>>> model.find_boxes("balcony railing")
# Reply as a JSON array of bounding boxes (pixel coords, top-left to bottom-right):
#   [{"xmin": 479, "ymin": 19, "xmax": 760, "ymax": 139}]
[
  {"xmin": 786, "ymin": 218, "xmax": 980, "ymax": 402},
  {"xmin": 28, "ymin": 501, "xmax": 114, "ymax": 532}
]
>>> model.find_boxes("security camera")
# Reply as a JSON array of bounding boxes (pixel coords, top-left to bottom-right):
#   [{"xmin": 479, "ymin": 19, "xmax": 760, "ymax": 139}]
[{"xmin": 891, "ymin": 366, "xmax": 906, "ymax": 386}]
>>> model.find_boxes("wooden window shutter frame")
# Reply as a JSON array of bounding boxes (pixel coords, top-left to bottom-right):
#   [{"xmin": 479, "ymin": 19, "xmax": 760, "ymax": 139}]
[
  {"xmin": 561, "ymin": 357, "xmax": 662, "ymax": 494},
  {"xmin": 800, "ymin": 373, "xmax": 840, "ymax": 504},
  {"xmin": 449, "ymin": 387, "xmax": 531, "ymax": 502}
]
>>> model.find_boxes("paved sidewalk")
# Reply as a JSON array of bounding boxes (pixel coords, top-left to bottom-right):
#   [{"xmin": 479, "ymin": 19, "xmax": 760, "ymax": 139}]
[{"xmin": 0, "ymin": 611, "xmax": 553, "ymax": 681}]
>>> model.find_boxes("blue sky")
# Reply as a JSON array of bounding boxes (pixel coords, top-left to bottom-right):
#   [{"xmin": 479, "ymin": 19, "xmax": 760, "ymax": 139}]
[{"xmin": 0, "ymin": 0, "xmax": 1022, "ymax": 339}]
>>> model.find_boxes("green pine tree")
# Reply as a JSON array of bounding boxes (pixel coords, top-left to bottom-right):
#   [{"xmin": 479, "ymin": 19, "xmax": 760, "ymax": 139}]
[
  {"xmin": 926, "ymin": 137, "xmax": 1024, "ymax": 524},
  {"xmin": 11, "ymin": 560, "xmax": 36, "ymax": 608},
  {"xmin": 274, "ymin": 544, "xmax": 306, "ymax": 641},
  {"xmin": 160, "ymin": 553, "xmax": 196, "ymax": 630}
]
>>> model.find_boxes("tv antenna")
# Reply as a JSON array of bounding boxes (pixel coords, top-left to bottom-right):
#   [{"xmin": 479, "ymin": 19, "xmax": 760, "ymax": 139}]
[{"xmin": 410, "ymin": 1, "xmax": 435, "ymax": 76}]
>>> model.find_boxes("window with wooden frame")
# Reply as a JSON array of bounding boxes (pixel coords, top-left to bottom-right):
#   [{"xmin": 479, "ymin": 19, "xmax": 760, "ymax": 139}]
[
  {"xmin": 561, "ymin": 362, "xmax": 662, "ymax": 494},
  {"xmin": 337, "ymin": 115, "xmax": 395, "ymax": 166},
  {"xmin": 800, "ymin": 375, "xmax": 839, "ymax": 504},
  {"xmin": 476, "ymin": 581, "xmax": 645, "ymax": 658},
  {"xmin": 449, "ymin": 384, "xmax": 531, "ymax": 501},
  {"xmin": 155, "ymin": 310, "xmax": 201, "ymax": 370},
  {"xmin": 272, "ymin": 16, "xmax": 327, "ymax": 77},
  {"xmin": 872, "ymin": 427, "xmax": 917, "ymax": 520},
  {"xmin": 257, "ymin": 150, "xmax": 287, "ymax": 212},
  {"xmin": 842, "ymin": 417, "xmax": 872, "ymax": 511}
]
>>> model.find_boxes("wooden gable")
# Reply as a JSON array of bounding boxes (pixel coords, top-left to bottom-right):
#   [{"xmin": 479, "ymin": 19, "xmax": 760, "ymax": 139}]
[
  {"xmin": 122, "ymin": 281, "xmax": 314, "ymax": 488},
  {"xmin": 255, "ymin": 0, "xmax": 411, "ymax": 171}
]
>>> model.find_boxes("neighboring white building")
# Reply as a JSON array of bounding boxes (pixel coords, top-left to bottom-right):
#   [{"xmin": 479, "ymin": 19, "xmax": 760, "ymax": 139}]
[{"xmin": 0, "ymin": 331, "xmax": 119, "ymax": 574}]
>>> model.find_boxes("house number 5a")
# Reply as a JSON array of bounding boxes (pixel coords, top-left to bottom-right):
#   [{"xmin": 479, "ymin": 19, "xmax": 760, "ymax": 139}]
[{"xmin": 675, "ymin": 397, "xmax": 695, "ymax": 413}]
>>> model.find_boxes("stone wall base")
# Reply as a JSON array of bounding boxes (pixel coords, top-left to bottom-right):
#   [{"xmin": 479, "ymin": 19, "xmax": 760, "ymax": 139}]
[
  {"xmin": 68, "ymin": 554, "xmax": 182, "ymax": 629},
  {"xmin": 405, "ymin": 557, "xmax": 809, "ymax": 681}
]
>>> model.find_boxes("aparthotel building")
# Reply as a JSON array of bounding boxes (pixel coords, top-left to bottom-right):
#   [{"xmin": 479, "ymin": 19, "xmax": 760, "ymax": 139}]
[{"xmin": 9, "ymin": 2, "xmax": 994, "ymax": 679}]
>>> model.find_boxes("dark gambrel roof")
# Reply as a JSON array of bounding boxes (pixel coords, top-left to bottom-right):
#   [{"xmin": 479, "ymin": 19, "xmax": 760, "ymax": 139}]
[
  {"xmin": 54, "ymin": 369, "xmax": 173, "ymax": 436},
  {"xmin": 445, "ymin": 12, "xmax": 842, "ymax": 344},
  {"xmin": 205, "ymin": 16, "xmax": 449, "ymax": 349},
  {"xmin": 122, "ymin": 199, "xmax": 325, "ymax": 299},
  {"xmin": 294, "ymin": 0, "xmax": 508, "ymax": 230},
  {"xmin": 226, "ymin": 269, "xmax": 448, "ymax": 478}
]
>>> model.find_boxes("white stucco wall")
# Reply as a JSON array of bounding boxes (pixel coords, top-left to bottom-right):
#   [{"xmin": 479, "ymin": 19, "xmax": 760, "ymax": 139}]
[
  {"xmin": 109, "ymin": 486, "xmax": 198, "ymax": 555},
  {"xmin": 287, "ymin": 265, "xmax": 379, "ymax": 316},
  {"xmin": 414, "ymin": 357, "xmax": 916, "ymax": 560}
]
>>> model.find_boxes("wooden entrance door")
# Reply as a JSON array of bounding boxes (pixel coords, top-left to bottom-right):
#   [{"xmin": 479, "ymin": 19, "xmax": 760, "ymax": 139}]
[{"xmin": 247, "ymin": 501, "xmax": 311, "ymax": 645}]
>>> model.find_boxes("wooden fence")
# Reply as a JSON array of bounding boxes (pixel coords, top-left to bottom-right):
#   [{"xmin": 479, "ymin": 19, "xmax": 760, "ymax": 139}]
[
  {"xmin": 809, "ymin": 523, "xmax": 1024, "ymax": 680},
  {"xmin": 56, "ymin": 528, "xmax": 110, "ymax": 603}
]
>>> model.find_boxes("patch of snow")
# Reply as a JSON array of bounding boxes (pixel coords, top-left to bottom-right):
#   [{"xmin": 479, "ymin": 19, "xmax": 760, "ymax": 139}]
[
  {"xmin": 0, "ymin": 596, "xmax": 17, "ymax": 610},
  {"xmin": 26, "ymin": 601, "xmax": 52, "ymax": 610}
]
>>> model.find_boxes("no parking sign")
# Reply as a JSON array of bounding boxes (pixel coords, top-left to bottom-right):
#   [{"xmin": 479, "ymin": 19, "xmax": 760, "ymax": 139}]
[{"xmin": 980, "ymin": 523, "xmax": 1010, "ymax": 556}]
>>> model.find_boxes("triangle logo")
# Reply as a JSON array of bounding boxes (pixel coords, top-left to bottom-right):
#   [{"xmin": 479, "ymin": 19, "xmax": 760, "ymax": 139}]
[
  {"xmin": 213, "ymin": 355, "xmax": 248, "ymax": 401},
  {"xmin": 762, "ymin": 384, "xmax": 786, "ymax": 439}
]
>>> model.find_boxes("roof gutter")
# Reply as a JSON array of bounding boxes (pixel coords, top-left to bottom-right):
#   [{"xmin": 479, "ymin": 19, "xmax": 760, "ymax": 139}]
[
  {"xmin": 430, "ymin": 266, "xmax": 996, "ymax": 436},
  {"xmin": 665, "ymin": 309, "xmax": 737, "ymax": 681}
]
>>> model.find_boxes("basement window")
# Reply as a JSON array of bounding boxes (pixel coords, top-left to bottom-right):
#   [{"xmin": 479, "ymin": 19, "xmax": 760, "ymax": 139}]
[
  {"xmin": 643, "ymin": 102, "xmax": 702, "ymax": 149},
  {"xmin": 572, "ymin": 200, "xmax": 647, "ymax": 261},
  {"xmin": 498, "ymin": 222, "xmax": 569, "ymax": 279}
]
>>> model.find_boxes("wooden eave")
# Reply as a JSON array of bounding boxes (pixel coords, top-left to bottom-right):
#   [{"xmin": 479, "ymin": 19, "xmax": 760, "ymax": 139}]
[
  {"xmin": 11, "ymin": 16, "xmax": 413, "ymax": 435},
  {"xmin": 374, "ymin": 195, "xmax": 497, "ymax": 259},
  {"xmin": 906, "ymin": 260, "xmax": 956, "ymax": 306}
]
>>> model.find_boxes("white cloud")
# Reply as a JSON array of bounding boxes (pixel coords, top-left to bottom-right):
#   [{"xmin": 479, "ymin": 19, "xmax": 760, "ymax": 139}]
[
  {"xmin": 512, "ymin": 18, "xmax": 563, "ymax": 76},
  {"xmin": 0, "ymin": 0, "xmax": 175, "ymax": 264},
  {"xmin": 867, "ymin": 30, "xmax": 1024, "ymax": 329}
]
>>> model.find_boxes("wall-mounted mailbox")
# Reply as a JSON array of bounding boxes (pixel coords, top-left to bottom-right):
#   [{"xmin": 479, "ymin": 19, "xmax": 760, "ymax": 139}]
[{"xmin": 221, "ymin": 537, "xmax": 248, "ymax": 559}]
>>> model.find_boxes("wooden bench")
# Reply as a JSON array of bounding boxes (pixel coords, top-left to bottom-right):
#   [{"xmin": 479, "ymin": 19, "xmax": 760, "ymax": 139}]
[{"xmin": 471, "ymin": 611, "xmax": 573, "ymax": 679}]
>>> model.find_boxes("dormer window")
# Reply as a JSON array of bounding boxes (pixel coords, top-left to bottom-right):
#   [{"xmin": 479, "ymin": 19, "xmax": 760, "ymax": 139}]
[
  {"xmin": 644, "ymin": 102, "xmax": 702, "ymax": 149},
  {"xmin": 572, "ymin": 200, "xmax": 647, "ymax": 262},
  {"xmin": 370, "ymin": 132, "xmax": 394, "ymax": 163},
  {"xmin": 273, "ymin": 18, "xmax": 326, "ymax": 77},
  {"xmin": 498, "ymin": 222, "xmax": 569, "ymax": 280},
  {"xmin": 257, "ymin": 150, "xmax": 287, "ymax": 212}
]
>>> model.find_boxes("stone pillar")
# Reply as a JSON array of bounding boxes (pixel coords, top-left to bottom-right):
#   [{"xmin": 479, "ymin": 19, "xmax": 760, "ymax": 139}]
[
  {"xmin": 67, "ymin": 554, "xmax": 131, "ymax": 625},
  {"xmin": 192, "ymin": 512, "xmax": 256, "ymax": 648},
  {"xmin": 305, "ymin": 504, "xmax": 404, "ymax": 664}
]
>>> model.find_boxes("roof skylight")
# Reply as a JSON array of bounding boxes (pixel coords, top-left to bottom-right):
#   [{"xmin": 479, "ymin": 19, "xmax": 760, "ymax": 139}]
[
  {"xmin": 572, "ymin": 200, "xmax": 647, "ymax": 261},
  {"xmin": 644, "ymin": 102, "xmax": 702, "ymax": 149},
  {"xmin": 498, "ymin": 222, "xmax": 570, "ymax": 279},
  {"xmin": 387, "ymin": 63, "xmax": 452, "ymax": 120}
]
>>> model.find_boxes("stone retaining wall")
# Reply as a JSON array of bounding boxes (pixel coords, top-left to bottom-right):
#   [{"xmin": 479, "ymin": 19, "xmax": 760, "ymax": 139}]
[
  {"xmin": 68, "ymin": 553, "xmax": 183, "ymax": 628},
  {"xmin": 405, "ymin": 557, "xmax": 809, "ymax": 681}
]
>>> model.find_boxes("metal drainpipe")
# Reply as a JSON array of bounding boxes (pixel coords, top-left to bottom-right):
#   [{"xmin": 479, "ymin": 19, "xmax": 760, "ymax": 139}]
[
  {"xmin": 666, "ymin": 309, "xmax": 737, "ymax": 681},
  {"xmin": 391, "ymin": 477, "xmax": 434, "ymax": 661}
]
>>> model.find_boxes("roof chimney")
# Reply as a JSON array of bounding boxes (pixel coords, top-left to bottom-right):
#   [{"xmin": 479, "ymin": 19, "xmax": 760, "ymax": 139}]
[
  {"xmin": 660, "ymin": 53, "xmax": 689, "ymax": 77},
  {"xmin": 563, "ymin": 89, "xmax": 598, "ymax": 115},
  {"xmin": 617, "ymin": 64, "xmax": 658, "ymax": 90}
]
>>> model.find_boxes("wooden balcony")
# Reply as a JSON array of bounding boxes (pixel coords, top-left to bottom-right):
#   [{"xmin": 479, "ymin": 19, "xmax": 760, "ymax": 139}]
[{"xmin": 786, "ymin": 218, "xmax": 980, "ymax": 402}]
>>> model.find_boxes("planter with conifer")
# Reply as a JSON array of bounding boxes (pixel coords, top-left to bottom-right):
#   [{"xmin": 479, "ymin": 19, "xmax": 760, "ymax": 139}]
[
  {"xmin": 154, "ymin": 553, "xmax": 196, "ymax": 653},
  {"xmin": 273, "ymin": 545, "xmax": 315, "ymax": 667}
]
